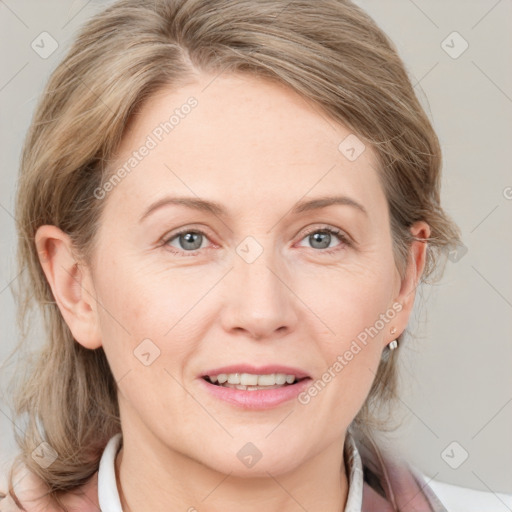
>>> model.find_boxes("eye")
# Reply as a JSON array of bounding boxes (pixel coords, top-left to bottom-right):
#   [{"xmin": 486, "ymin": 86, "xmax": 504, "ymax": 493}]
[
  {"xmin": 162, "ymin": 228, "xmax": 213, "ymax": 256},
  {"xmin": 161, "ymin": 225, "xmax": 352, "ymax": 257},
  {"xmin": 296, "ymin": 226, "xmax": 351, "ymax": 255}
]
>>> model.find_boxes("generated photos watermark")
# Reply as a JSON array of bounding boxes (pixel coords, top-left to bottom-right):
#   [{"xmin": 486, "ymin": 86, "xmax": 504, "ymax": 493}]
[
  {"xmin": 298, "ymin": 302, "xmax": 402, "ymax": 405},
  {"xmin": 93, "ymin": 96, "xmax": 198, "ymax": 200}
]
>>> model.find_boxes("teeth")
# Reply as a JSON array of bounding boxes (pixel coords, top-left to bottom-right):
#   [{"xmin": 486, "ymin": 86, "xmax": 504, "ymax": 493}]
[
  {"xmin": 240, "ymin": 373, "xmax": 259, "ymax": 386},
  {"xmin": 275, "ymin": 374, "xmax": 286, "ymax": 385},
  {"xmin": 230, "ymin": 383, "xmax": 287, "ymax": 391},
  {"xmin": 257, "ymin": 374, "xmax": 276, "ymax": 386},
  {"xmin": 227, "ymin": 374, "xmax": 240, "ymax": 384},
  {"xmin": 207, "ymin": 372, "xmax": 298, "ymax": 387}
]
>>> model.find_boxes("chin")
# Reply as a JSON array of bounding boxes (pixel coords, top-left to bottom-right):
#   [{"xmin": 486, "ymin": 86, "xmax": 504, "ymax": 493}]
[{"xmin": 201, "ymin": 444, "xmax": 306, "ymax": 478}]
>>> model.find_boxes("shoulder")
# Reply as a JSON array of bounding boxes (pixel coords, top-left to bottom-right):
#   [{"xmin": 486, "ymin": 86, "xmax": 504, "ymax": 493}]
[
  {"xmin": 417, "ymin": 471, "xmax": 512, "ymax": 512},
  {"xmin": 0, "ymin": 462, "xmax": 52, "ymax": 512},
  {"xmin": 0, "ymin": 435, "xmax": 119, "ymax": 512},
  {"xmin": 0, "ymin": 466, "xmax": 99, "ymax": 512}
]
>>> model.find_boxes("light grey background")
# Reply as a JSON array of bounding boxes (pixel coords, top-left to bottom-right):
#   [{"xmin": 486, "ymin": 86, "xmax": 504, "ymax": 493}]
[{"xmin": 1, "ymin": 0, "xmax": 511, "ymax": 497}]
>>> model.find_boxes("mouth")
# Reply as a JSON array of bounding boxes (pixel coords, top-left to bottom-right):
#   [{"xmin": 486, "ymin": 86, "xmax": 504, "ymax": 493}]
[{"xmin": 198, "ymin": 366, "xmax": 312, "ymax": 409}]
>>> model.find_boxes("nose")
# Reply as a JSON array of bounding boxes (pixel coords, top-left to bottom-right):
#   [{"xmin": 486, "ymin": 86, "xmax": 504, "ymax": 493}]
[{"xmin": 220, "ymin": 246, "xmax": 299, "ymax": 341}]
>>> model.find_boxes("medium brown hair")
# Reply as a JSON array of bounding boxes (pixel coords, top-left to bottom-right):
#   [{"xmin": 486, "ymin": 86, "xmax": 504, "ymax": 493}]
[{"xmin": 2, "ymin": 0, "xmax": 461, "ymax": 508}]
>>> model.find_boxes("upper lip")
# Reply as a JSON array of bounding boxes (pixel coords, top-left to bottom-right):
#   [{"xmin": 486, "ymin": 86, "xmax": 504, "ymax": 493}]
[{"xmin": 200, "ymin": 364, "xmax": 311, "ymax": 380}]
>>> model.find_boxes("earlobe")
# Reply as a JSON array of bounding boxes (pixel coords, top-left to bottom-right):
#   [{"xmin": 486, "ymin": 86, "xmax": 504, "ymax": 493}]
[{"xmin": 35, "ymin": 225, "xmax": 102, "ymax": 350}]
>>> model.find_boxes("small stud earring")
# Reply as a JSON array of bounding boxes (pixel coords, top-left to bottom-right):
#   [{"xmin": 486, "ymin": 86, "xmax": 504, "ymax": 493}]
[{"xmin": 388, "ymin": 327, "xmax": 398, "ymax": 350}]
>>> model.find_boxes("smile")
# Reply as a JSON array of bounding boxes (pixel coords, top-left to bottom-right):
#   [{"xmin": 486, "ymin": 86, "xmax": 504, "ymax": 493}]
[{"xmin": 199, "ymin": 372, "xmax": 312, "ymax": 410}]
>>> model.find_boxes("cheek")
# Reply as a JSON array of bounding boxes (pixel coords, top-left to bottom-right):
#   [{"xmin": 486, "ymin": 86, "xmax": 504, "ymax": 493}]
[
  {"xmin": 91, "ymin": 260, "xmax": 175, "ymax": 374},
  {"xmin": 300, "ymin": 259, "xmax": 395, "ymax": 406},
  {"xmin": 92, "ymin": 260, "xmax": 203, "ymax": 430},
  {"xmin": 92, "ymin": 254, "xmax": 213, "ymax": 376},
  {"xmin": 306, "ymin": 259, "xmax": 396, "ymax": 344}
]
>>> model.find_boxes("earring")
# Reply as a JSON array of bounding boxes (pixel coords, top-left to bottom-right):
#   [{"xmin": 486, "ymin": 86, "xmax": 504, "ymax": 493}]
[{"xmin": 388, "ymin": 327, "xmax": 398, "ymax": 350}]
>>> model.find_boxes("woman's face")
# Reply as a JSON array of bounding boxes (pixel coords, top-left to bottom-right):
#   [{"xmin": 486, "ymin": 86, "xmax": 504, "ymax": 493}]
[{"xmin": 49, "ymin": 73, "xmax": 427, "ymax": 476}]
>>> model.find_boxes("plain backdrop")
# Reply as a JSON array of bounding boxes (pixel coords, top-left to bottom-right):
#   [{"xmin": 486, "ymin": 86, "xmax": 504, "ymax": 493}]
[{"xmin": 1, "ymin": 0, "xmax": 511, "ymax": 497}]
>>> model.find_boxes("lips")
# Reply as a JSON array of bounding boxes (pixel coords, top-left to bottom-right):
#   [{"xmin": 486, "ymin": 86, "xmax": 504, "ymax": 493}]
[{"xmin": 198, "ymin": 371, "xmax": 312, "ymax": 409}]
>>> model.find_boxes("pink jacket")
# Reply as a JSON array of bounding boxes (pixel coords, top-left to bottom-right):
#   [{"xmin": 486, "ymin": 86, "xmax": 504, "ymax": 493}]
[{"xmin": 358, "ymin": 433, "xmax": 448, "ymax": 511}]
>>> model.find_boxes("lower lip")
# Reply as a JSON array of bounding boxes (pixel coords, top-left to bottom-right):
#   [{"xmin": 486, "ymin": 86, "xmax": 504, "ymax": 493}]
[{"xmin": 198, "ymin": 377, "xmax": 312, "ymax": 410}]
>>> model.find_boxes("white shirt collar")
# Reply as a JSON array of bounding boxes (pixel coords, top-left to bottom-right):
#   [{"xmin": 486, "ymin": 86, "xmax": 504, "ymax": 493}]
[
  {"xmin": 344, "ymin": 429, "xmax": 365, "ymax": 511},
  {"xmin": 97, "ymin": 431, "xmax": 364, "ymax": 512},
  {"xmin": 97, "ymin": 433, "xmax": 123, "ymax": 512}
]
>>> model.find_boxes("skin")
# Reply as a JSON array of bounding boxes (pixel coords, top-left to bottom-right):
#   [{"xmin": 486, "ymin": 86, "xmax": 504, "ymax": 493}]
[{"xmin": 8, "ymin": 72, "xmax": 429, "ymax": 511}]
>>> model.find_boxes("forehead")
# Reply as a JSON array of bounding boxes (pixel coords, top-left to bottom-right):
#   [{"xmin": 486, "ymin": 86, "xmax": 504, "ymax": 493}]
[{"xmin": 103, "ymin": 73, "xmax": 386, "ymax": 221}]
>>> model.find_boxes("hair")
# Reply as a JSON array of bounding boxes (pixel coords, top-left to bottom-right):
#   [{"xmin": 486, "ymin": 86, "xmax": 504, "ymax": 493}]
[{"xmin": 1, "ymin": 0, "xmax": 461, "ymax": 509}]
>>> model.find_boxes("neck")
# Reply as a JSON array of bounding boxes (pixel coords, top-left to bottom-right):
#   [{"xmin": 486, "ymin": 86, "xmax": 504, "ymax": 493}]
[{"xmin": 115, "ymin": 429, "xmax": 350, "ymax": 512}]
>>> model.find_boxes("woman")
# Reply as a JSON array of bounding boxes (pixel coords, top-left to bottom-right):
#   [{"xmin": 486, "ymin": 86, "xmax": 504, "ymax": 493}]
[{"xmin": 0, "ymin": 0, "xmax": 461, "ymax": 510}]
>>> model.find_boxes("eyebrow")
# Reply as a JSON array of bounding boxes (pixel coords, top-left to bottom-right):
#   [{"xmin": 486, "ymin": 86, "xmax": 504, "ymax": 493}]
[{"xmin": 139, "ymin": 194, "xmax": 368, "ymax": 223}]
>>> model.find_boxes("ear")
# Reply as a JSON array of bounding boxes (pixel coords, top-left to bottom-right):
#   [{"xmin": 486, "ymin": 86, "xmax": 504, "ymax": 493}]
[
  {"xmin": 386, "ymin": 220, "xmax": 430, "ymax": 345},
  {"xmin": 35, "ymin": 225, "xmax": 102, "ymax": 350}
]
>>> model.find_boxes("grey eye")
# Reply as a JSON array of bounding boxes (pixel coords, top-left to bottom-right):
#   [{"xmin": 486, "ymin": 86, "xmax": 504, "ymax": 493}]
[
  {"xmin": 170, "ymin": 231, "xmax": 204, "ymax": 251},
  {"xmin": 308, "ymin": 231, "xmax": 333, "ymax": 249}
]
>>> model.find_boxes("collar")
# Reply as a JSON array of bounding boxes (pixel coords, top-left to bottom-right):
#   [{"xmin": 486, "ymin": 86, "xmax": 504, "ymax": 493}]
[{"xmin": 97, "ymin": 432, "xmax": 123, "ymax": 512}]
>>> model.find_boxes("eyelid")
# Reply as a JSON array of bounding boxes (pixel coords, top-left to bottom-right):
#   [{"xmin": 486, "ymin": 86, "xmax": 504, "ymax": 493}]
[{"xmin": 298, "ymin": 224, "xmax": 351, "ymax": 241}]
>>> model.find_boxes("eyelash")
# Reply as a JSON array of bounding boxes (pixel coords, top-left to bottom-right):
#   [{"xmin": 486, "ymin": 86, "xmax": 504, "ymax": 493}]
[{"xmin": 161, "ymin": 225, "xmax": 351, "ymax": 257}]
